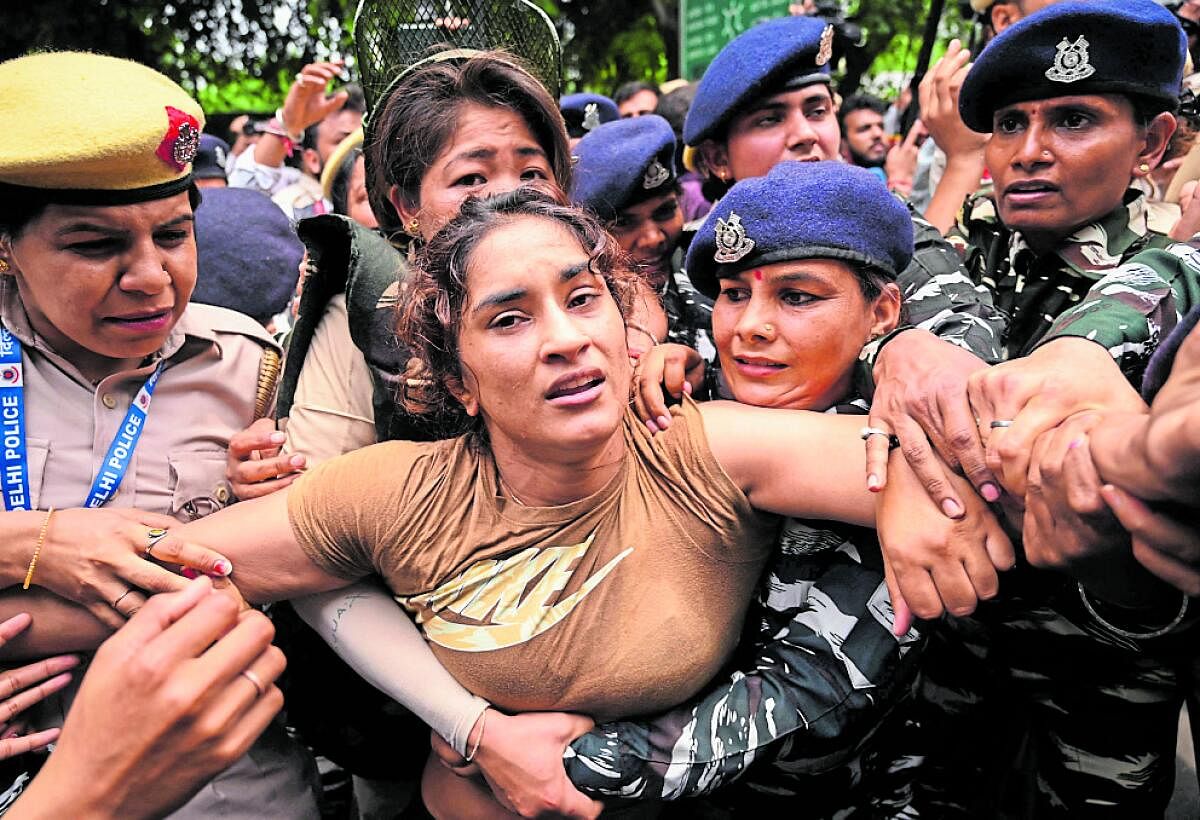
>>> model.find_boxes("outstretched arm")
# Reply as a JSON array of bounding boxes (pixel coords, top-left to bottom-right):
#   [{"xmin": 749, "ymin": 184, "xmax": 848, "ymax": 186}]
[
  {"xmin": 168, "ymin": 489, "xmax": 352, "ymax": 605},
  {"xmin": 700, "ymin": 402, "xmax": 876, "ymax": 526}
]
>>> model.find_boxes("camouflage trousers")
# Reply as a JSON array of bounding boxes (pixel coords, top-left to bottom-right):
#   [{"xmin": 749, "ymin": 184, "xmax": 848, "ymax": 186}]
[{"xmin": 911, "ymin": 569, "xmax": 1199, "ymax": 818}]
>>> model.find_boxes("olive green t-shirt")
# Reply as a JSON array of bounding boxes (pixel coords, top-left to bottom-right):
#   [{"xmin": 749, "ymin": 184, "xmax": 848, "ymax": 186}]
[{"xmin": 288, "ymin": 397, "xmax": 777, "ymax": 720}]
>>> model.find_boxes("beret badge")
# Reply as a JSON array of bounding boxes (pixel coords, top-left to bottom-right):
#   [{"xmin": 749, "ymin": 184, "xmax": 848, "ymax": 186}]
[
  {"xmin": 1045, "ymin": 35, "xmax": 1095, "ymax": 84},
  {"xmin": 583, "ymin": 102, "xmax": 602, "ymax": 132},
  {"xmin": 713, "ymin": 212, "xmax": 755, "ymax": 264},
  {"xmin": 643, "ymin": 159, "xmax": 670, "ymax": 189},
  {"xmin": 816, "ymin": 25, "xmax": 834, "ymax": 66},
  {"xmin": 157, "ymin": 105, "xmax": 201, "ymax": 172}
]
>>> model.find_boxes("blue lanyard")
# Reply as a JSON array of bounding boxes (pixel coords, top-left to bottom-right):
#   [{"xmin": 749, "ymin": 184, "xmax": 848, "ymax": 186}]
[{"xmin": 0, "ymin": 326, "xmax": 163, "ymax": 511}]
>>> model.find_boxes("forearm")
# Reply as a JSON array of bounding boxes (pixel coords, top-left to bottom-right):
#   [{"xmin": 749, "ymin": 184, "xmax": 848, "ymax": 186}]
[
  {"xmin": 175, "ymin": 490, "xmax": 348, "ymax": 604},
  {"xmin": 292, "ymin": 582, "xmax": 487, "ymax": 756},
  {"xmin": 0, "ymin": 510, "xmax": 50, "ymax": 588},
  {"xmin": 922, "ymin": 154, "xmax": 984, "ymax": 236},
  {"xmin": 0, "ymin": 588, "xmax": 110, "ymax": 659}
]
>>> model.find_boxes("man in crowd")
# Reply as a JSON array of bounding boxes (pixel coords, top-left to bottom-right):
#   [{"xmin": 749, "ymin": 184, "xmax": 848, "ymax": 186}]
[
  {"xmin": 228, "ymin": 60, "xmax": 365, "ymax": 217},
  {"xmin": 839, "ymin": 93, "xmax": 891, "ymax": 176},
  {"xmin": 614, "ymin": 80, "xmax": 659, "ymax": 118}
]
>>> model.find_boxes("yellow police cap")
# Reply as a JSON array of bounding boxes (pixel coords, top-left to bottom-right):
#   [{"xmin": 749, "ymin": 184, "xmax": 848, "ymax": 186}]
[
  {"xmin": 320, "ymin": 127, "xmax": 364, "ymax": 202},
  {"xmin": 0, "ymin": 51, "xmax": 205, "ymax": 204}
]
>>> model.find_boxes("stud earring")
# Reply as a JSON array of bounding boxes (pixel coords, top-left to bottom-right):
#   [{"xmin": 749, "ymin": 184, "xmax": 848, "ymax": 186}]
[
  {"xmin": 407, "ymin": 218, "xmax": 421, "ymax": 235},
  {"xmin": 1138, "ymin": 162, "xmax": 1151, "ymax": 174},
  {"xmin": 0, "ymin": 259, "xmax": 8, "ymax": 273}
]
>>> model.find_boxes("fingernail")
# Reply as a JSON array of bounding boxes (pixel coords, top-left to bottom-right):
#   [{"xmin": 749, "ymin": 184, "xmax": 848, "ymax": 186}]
[
  {"xmin": 657, "ymin": 415, "xmax": 671, "ymax": 429},
  {"xmin": 646, "ymin": 420, "xmax": 658, "ymax": 434},
  {"xmin": 941, "ymin": 498, "xmax": 964, "ymax": 518},
  {"xmin": 213, "ymin": 559, "xmax": 233, "ymax": 577},
  {"xmin": 981, "ymin": 482, "xmax": 1001, "ymax": 503},
  {"xmin": 683, "ymin": 381, "xmax": 692, "ymax": 395},
  {"xmin": 182, "ymin": 567, "xmax": 200, "ymax": 580},
  {"xmin": 867, "ymin": 473, "xmax": 881, "ymax": 492},
  {"xmin": 270, "ymin": 432, "xmax": 286, "ymax": 445},
  {"xmin": 290, "ymin": 455, "xmax": 305, "ymax": 468}
]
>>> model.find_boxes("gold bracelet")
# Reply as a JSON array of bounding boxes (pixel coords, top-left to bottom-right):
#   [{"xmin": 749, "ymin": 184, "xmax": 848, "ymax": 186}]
[
  {"xmin": 22, "ymin": 507, "xmax": 56, "ymax": 590},
  {"xmin": 464, "ymin": 707, "xmax": 488, "ymax": 763}
]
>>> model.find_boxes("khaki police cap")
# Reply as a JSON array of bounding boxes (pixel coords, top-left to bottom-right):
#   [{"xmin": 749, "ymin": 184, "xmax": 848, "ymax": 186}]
[{"xmin": 0, "ymin": 51, "xmax": 205, "ymax": 204}]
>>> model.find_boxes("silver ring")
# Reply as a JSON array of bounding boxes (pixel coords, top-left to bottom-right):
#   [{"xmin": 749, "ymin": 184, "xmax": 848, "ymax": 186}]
[
  {"xmin": 990, "ymin": 420, "xmax": 1014, "ymax": 429},
  {"xmin": 145, "ymin": 527, "xmax": 169, "ymax": 557},
  {"xmin": 861, "ymin": 426, "xmax": 901, "ymax": 450},
  {"xmin": 240, "ymin": 669, "xmax": 265, "ymax": 697},
  {"xmin": 113, "ymin": 589, "xmax": 136, "ymax": 610}
]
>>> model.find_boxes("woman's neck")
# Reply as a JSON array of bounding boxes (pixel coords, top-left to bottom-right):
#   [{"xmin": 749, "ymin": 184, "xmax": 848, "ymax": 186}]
[{"xmin": 489, "ymin": 430, "xmax": 626, "ymax": 507}]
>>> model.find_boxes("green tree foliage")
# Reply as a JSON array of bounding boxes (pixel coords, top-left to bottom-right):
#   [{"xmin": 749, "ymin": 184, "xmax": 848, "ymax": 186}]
[{"xmin": 0, "ymin": 0, "xmax": 968, "ymax": 110}]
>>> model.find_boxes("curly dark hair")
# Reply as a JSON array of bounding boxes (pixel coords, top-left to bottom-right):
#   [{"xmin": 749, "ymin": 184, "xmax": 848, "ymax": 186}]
[{"xmin": 397, "ymin": 184, "xmax": 640, "ymax": 440}]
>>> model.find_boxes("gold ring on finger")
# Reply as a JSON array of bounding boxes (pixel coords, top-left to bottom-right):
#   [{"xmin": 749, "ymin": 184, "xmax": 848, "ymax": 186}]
[
  {"xmin": 113, "ymin": 589, "xmax": 137, "ymax": 611},
  {"xmin": 145, "ymin": 527, "xmax": 169, "ymax": 557}
]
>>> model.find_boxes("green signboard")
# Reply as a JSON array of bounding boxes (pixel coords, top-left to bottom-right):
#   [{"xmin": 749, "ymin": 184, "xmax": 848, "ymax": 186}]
[{"xmin": 679, "ymin": 0, "xmax": 794, "ymax": 81}]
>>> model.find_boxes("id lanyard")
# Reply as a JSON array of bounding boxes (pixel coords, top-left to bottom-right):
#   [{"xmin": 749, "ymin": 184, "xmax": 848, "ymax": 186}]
[{"xmin": 0, "ymin": 326, "xmax": 164, "ymax": 512}]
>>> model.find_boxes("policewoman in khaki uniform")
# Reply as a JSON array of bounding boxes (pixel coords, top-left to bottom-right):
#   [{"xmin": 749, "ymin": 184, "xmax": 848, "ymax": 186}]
[{"xmin": 0, "ymin": 52, "xmax": 318, "ymax": 817}]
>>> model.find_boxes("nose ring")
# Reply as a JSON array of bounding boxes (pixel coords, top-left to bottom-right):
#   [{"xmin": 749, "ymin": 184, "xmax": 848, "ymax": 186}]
[{"xmin": 762, "ymin": 323, "xmax": 774, "ymax": 333}]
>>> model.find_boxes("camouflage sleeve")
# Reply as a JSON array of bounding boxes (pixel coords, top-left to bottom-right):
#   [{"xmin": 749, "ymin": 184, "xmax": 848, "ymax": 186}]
[
  {"xmin": 564, "ymin": 532, "xmax": 922, "ymax": 802},
  {"xmin": 872, "ymin": 210, "xmax": 1006, "ymax": 366},
  {"xmin": 1041, "ymin": 243, "xmax": 1200, "ymax": 381}
]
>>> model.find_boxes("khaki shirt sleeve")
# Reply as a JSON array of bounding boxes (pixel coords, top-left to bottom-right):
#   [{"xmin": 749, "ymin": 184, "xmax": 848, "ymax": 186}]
[{"xmin": 283, "ymin": 294, "xmax": 378, "ymax": 464}]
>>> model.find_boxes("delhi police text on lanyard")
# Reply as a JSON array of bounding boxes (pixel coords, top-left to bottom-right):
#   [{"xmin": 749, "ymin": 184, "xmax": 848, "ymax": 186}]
[{"xmin": 0, "ymin": 326, "xmax": 164, "ymax": 512}]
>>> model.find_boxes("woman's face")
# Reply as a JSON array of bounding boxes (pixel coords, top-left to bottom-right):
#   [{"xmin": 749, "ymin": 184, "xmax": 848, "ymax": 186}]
[
  {"xmin": 609, "ymin": 191, "xmax": 683, "ymax": 290},
  {"xmin": 986, "ymin": 94, "xmax": 1173, "ymax": 251},
  {"xmin": 704, "ymin": 84, "xmax": 841, "ymax": 182},
  {"xmin": 347, "ymin": 155, "xmax": 378, "ymax": 229},
  {"xmin": 394, "ymin": 103, "xmax": 555, "ymax": 241},
  {"xmin": 713, "ymin": 259, "xmax": 899, "ymax": 411},
  {"xmin": 1, "ymin": 193, "xmax": 196, "ymax": 380},
  {"xmin": 453, "ymin": 215, "xmax": 631, "ymax": 459}
]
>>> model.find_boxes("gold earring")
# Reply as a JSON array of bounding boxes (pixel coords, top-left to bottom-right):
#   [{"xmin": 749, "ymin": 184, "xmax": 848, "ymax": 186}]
[
  {"xmin": 1138, "ymin": 162, "xmax": 1151, "ymax": 174},
  {"xmin": 407, "ymin": 218, "xmax": 421, "ymax": 235},
  {"xmin": 0, "ymin": 259, "xmax": 8, "ymax": 273}
]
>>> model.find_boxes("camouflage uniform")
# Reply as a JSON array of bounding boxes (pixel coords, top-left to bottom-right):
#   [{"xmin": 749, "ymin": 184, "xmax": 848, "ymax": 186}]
[
  {"xmin": 661, "ymin": 248, "xmax": 716, "ymax": 362},
  {"xmin": 565, "ymin": 397, "xmax": 925, "ymax": 818},
  {"xmin": 562, "ymin": 206, "xmax": 1000, "ymax": 816},
  {"xmin": 912, "ymin": 190, "xmax": 1200, "ymax": 817}
]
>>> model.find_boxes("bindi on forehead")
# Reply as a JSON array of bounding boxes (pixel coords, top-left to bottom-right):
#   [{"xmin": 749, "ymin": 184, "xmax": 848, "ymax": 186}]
[{"xmin": 753, "ymin": 269, "xmax": 763, "ymax": 281}]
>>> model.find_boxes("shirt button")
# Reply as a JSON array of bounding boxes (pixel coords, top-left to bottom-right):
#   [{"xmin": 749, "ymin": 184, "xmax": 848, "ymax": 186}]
[
  {"xmin": 214, "ymin": 485, "xmax": 230, "ymax": 503},
  {"xmin": 101, "ymin": 394, "xmax": 117, "ymax": 410}
]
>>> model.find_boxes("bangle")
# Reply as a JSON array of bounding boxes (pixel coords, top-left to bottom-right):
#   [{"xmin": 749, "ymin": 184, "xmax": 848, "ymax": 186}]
[
  {"xmin": 464, "ymin": 707, "xmax": 488, "ymax": 763},
  {"xmin": 273, "ymin": 108, "xmax": 305, "ymax": 143},
  {"xmin": 1076, "ymin": 582, "xmax": 1190, "ymax": 640},
  {"xmin": 23, "ymin": 507, "xmax": 56, "ymax": 590}
]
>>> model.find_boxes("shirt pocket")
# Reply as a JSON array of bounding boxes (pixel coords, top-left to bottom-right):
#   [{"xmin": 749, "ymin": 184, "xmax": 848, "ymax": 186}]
[
  {"xmin": 25, "ymin": 437, "xmax": 51, "ymax": 510},
  {"xmin": 168, "ymin": 450, "xmax": 234, "ymax": 521}
]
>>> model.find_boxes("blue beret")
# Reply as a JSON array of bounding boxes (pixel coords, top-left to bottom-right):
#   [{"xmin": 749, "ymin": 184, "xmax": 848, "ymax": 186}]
[
  {"xmin": 560, "ymin": 93, "xmax": 619, "ymax": 136},
  {"xmin": 569, "ymin": 115, "xmax": 677, "ymax": 222},
  {"xmin": 193, "ymin": 188, "xmax": 304, "ymax": 323},
  {"xmin": 683, "ymin": 16, "xmax": 834, "ymax": 146},
  {"xmin": 960, "ymin": 0, "xmax": 1186, "ymax": 133},
  {"xmin": 194, "ymin": 134, "xmax": 230, "ymax": 180},
  {"xmin": 685, "ymin": 161, "xmax": 913, "ymax": 299}
]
